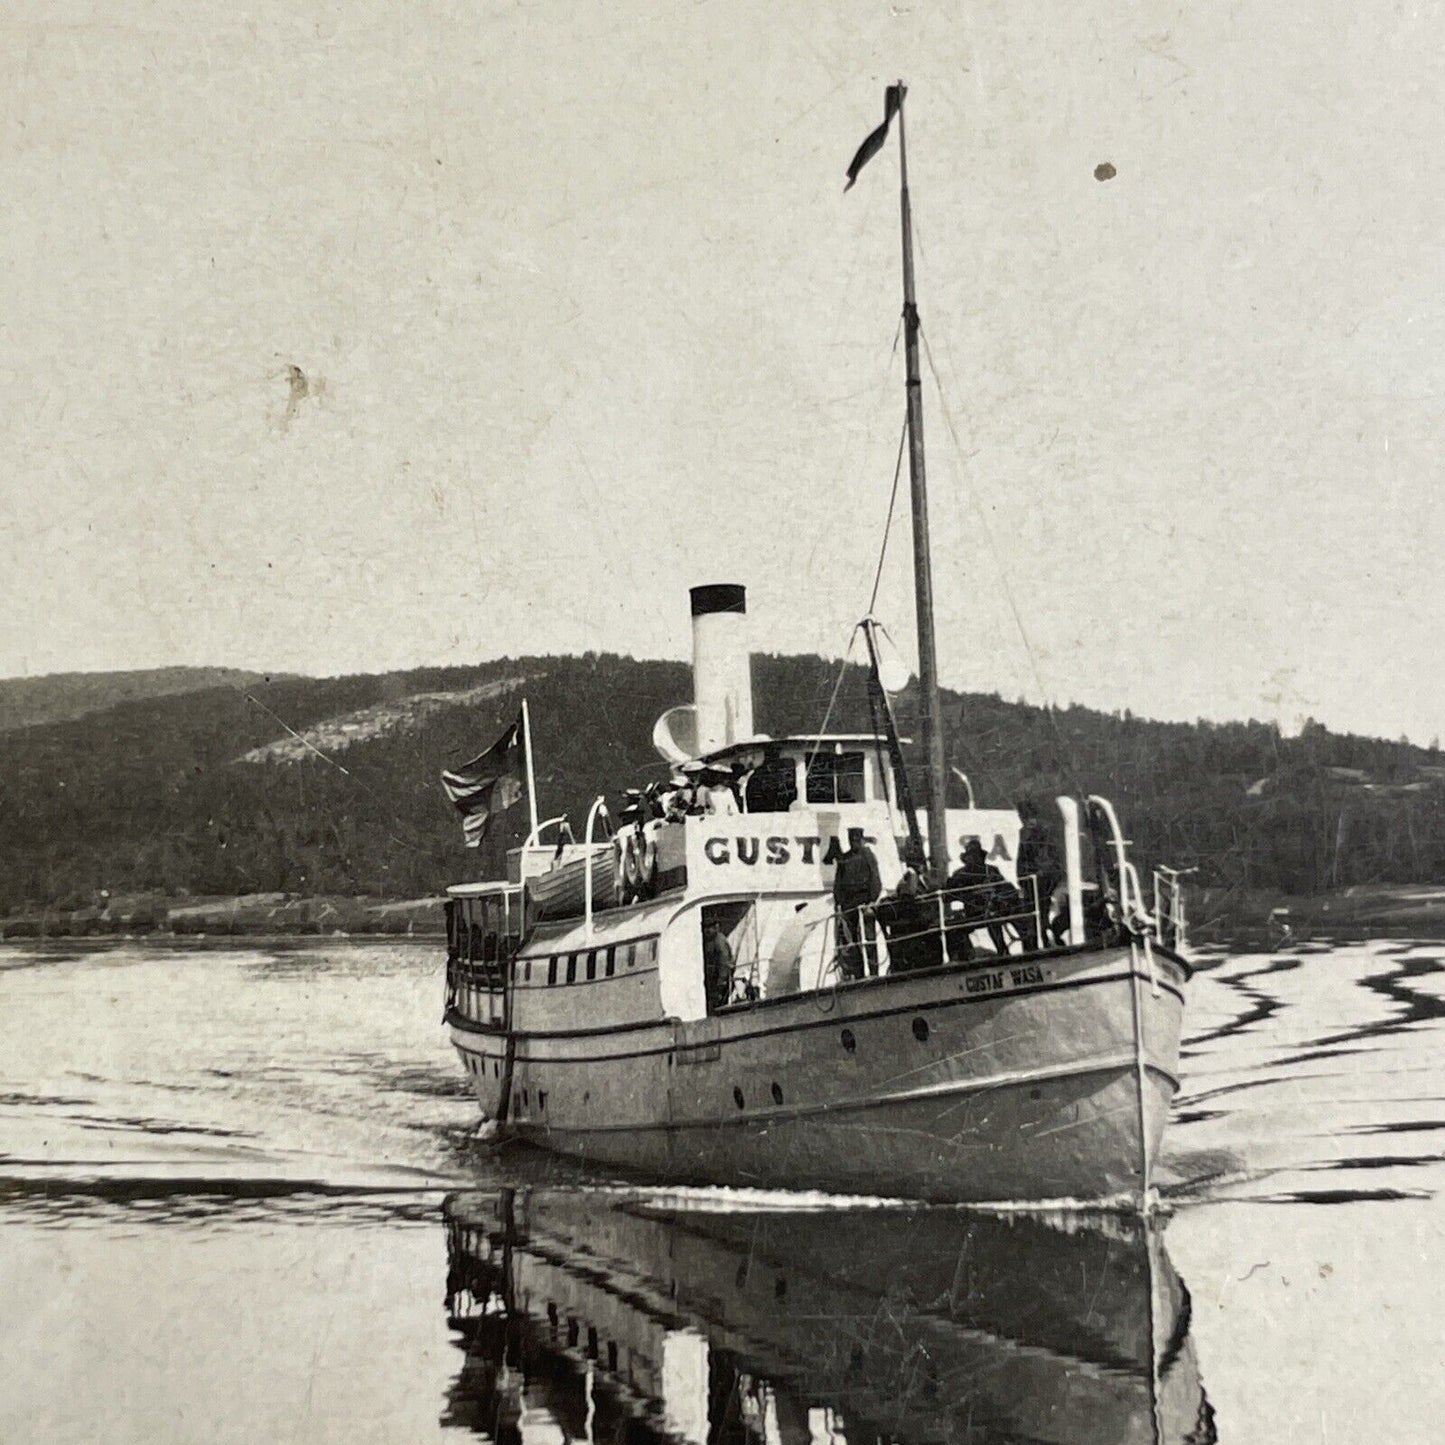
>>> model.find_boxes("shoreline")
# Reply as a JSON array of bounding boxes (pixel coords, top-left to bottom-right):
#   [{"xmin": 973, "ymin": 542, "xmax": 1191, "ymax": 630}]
[
  {"xmin": 4, "ymin": 882, "xmax": 1443, "ymax": 944},
  {"xmin": 1187, "ymin": 883, "xmax": 1445, "ymax": 945},
  {"xmin": 0, "ymin": 892, "xmax": 444, "ymax": 941}
]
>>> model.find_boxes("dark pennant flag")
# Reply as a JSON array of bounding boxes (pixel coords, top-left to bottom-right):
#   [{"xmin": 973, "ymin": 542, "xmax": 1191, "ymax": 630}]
[
  {"xmin": 844, "ymin": 85, "xmax": 903, "ymax": 191},
  {"xmin": 440, "ymin": 716, "xmax": 526, "ymax": 848}
]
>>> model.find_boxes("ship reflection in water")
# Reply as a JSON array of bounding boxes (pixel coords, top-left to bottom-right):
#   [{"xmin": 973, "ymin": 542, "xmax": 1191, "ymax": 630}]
[{"xmin": 441, "ymin": 1192, "xmax": 1215, "ymax": 1445}]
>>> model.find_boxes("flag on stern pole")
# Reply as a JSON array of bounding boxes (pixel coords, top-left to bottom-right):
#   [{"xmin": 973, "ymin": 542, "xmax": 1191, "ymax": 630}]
[
  {"xmin": 844, "ymin": 84, "xmax": 903, "ymax": 191},
  {"xmin": 441, "ymin": 716, "xmax": 527, "ymax": 848}
]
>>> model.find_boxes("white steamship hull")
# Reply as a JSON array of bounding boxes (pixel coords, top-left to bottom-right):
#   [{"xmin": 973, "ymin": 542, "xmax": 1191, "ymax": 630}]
[{"xmin": 450, "ymin": 940, "xmax": 1185, "ymax": 1206}]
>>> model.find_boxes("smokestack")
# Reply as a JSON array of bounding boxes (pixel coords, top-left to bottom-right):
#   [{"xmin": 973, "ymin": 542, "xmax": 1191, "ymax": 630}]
[{"xmin": 690, "ymin": 584, "xmax": 754, "ymax": 753}]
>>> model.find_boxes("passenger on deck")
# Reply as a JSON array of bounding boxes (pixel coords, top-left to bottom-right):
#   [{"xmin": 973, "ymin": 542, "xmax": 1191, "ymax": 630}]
[
  {"xmin": 663, "ymin": 778, "xmax": 690, "ymax": 823},
  {"xmin": 833, "ymin": 827, "xmax": 882, "ymax": 980},
  {"xmin": 878, "ymin": 840, "xmax": 934, "ymax": 974},
  {"xmin": 896, "ymin": 841, "xmax": 927, "ymax": 899},
  {"xmin": 705, "ymin": 765, "xmax": 740, "ymax": 815},
  {"xmin": 1050, "ymin": 881, "xmax": 1116, "ymax": 945},
  {"xmin": 703, "ymin": 917, "xmax": 735, "ymax": 1011},
  {"xmin": 946, "ymin": 838, "xmax": 1019, "ymax": 958},
  {"xmin": 1015, "ymin": 797, "xmax": 1063, "ymax": 950},
  {"xmin": 674, "ymin": 760, "xmax": 713, "ymax": 816}
]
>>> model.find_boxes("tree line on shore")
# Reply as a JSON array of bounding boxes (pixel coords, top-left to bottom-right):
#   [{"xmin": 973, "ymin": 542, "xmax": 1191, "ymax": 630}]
[{"xmin": 0, "ymin": 655, "xmax": 1440, "ymax": 918}]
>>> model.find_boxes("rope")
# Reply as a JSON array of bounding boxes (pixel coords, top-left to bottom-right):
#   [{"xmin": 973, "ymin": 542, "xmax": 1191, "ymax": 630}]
[{"xmin": 868, "ymin": 413, "xmax": 910, "ymax": 617}]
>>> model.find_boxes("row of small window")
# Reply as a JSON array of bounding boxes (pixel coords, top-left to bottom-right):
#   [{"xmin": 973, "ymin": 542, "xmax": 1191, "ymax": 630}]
[
  {"xmin": 452, "ymin": 989, "xmax": 504, "ymax": 1023},
  {"xmin": 543, "ymin": 1305, "xmax": 624, "ymax": 1377},
  {"xmin": 516, "ymin": 936, "xmax": 658, "ymax": 987}
]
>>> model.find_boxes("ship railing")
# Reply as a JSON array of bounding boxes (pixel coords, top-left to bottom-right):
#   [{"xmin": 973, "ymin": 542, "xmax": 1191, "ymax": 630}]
[
  {"xmin": 1152, "ymin": 866, "xmax": 1191, "ymax": 951},
  {"xmin": 1087, "ymin": 793, "xmax": 1165, "ymax": 995},
  {"xmin": 445, "ymin": 952, "xmax": 511, "ymax": 1027},
  {"xmin": 775, "ymin": 876, "xmax": 1047, "ymax": 993},
  {"xmin": 893, "ymin": 875, "xmax": 1046, "ymax": 971},
  {"xmin": 1086, "ymin": 795, "xmax": 1144, "ymax": 921}
]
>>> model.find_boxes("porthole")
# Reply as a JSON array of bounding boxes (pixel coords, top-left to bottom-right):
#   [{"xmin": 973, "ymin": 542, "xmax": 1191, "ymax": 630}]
[
  {"xmin": 840, "ymin": 1028, "xmax": 857, "ymax": 1053},
  {"xmin": 733, "ymin": 1086, "xmax": 746, "ymax": 1110},
  {"xmin": 912, "ymin": 1017, "xmax": 930, "ymax": 1042},
  {"xmin": 770, "ymin": 1082, "xmax": 783, "ymax": 1106}
]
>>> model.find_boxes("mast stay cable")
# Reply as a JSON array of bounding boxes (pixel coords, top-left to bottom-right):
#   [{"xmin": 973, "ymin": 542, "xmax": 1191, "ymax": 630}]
[{"xmin": 915, "ymin": 323, "xmax": 1088, "ymax": 798}]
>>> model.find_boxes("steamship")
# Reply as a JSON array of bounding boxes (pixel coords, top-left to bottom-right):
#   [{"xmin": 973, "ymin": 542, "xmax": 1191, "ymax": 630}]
[{"xmin": 442, "ymin": 86, "xmax": 1192, "ymax": 1207}]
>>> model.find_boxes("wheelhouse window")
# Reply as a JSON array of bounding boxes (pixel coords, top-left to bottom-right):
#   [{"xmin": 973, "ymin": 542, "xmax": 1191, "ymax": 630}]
[
  {"xmin": 744, "ymin": 751, "xmax": 799, "ymax": 812},
  {"xmin": 805, "ymin": 750, "xmax": 866, "ymax": 804}
]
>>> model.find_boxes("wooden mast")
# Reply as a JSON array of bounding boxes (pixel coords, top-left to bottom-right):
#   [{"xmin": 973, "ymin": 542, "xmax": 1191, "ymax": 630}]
[{"xmin": 894, "ymin": 83, "xmax": 951, "ymax": 881}]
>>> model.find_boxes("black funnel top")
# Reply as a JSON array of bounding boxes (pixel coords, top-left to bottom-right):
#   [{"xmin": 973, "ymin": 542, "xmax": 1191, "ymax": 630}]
[{"xmin": 690, "ymin": 583, "xmax": 747, "ymax": 617}]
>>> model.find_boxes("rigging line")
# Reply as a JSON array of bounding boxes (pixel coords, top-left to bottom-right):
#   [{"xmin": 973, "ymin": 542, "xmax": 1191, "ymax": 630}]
[
  {"xmin": 240, "ymin": 692, "xmax": 439, "ymax": 857},
  {"xmin": 916, "ymin": 323, "xmax": 1088, "ymax": 796},
  {"xmin": 243, "ymin": 693, "xmax": 352, "ymax": 775},
  {"xmin": 867, "ymin": 413, "xmax": 910, "ymax": 617},
  {"xmin": 806, "ymin": 626, "xmax": 862, "ymax": 776}
]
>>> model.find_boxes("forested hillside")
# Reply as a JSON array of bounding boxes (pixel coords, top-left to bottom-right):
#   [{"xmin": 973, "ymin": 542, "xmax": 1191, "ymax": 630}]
[
  {"xmin": 0, "ymin": 653, "xmax": 1441, "ymax": 916},
  {"xmin": 0, "ymin": 667, "xmax": 270, "ymax": 733}
]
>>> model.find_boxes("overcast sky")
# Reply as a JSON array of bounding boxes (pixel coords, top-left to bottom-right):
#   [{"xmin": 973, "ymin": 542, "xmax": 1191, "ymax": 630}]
[{"xmin": 3, "ymin": 1, "xmax": 1441, "ymax": 742}]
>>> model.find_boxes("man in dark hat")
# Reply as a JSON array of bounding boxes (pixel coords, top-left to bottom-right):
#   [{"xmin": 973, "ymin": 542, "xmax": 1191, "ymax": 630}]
[
  {"xmin": 832, "ymin": 826, "xmax": 882, "ymax": 980},
  {"xmin": 946, "ymin": 838, "xmax": 1017, "ymax": 957}
]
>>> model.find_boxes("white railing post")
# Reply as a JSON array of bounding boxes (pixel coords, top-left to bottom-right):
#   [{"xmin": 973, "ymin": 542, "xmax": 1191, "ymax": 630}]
[
  {"xmin": 1057, "ymin": 797, "xmax": 1084, "ymax": 946},
  {"xmin": 525, "ymin": 814, "xmax": 569, "ymax": 850},
  {"xmin": 583, "ymin": 795, "xmax": 608, "ymax": 940}
]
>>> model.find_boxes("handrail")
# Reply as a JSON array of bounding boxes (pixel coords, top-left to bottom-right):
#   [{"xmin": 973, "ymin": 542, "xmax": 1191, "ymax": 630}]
[
  {"xmin": 1084, "ymin": 792, "xmax": 1159, "ymax": 1210},
  {"xmin": 802, "ymin": 875, "xmax": 1048, "ymax": 981},
  {"xmin": 582, "ymin": 795, "xmax": 609, "ymax": 939},
  {"xmin": 1088, "ymin": 793, "xmax": 1158, "ymax": 996},
  {"xmin": 1085, "ymin": 795, "xmax": 1154, "ymax": 924},
  {"xmin": 1152, "ymin": 864, "xmax": 1192, "ymax": 951},
  {"xmin": 524, "ymin": 814, "xmax": 571, "ymax": 849}
]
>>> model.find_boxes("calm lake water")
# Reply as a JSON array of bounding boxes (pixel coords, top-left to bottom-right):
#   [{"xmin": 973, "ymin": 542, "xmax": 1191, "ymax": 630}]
[{"xmin": 1, "ymin": 936, "xmax": 1441, "ymax": 1442}]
